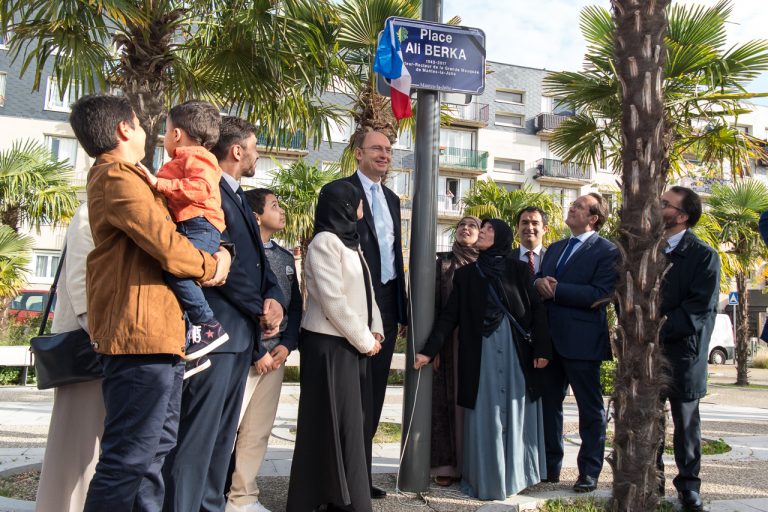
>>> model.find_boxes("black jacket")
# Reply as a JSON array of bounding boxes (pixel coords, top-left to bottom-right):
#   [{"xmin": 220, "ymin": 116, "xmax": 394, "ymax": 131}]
[
  {"xmin": 661, "ymin": 230, "xmax": 720, "ymax": 399},
  {"xmin": 343, "ymin": 173, "xmax": 408, "ymax": 325},
  {"xmin": 421, "ymin": 257, "xmax": 552, "ymax": 409}
]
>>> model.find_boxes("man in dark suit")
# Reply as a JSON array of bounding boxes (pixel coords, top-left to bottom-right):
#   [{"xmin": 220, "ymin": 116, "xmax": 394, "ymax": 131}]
[
  {"xmin": 658, "ymin": 186, "xmax": 719, "ymax": 512},
  {"xmin": 535, "ymin": 192, "xmax": 618, "ymax": 493},
  {"xmin": 514, "ymin": 206, "xmax": 549, "ymax": 276},
  {"xmin": 342, "ymin": 130, "xmax": 408, "ymax": 499},
  {"xmin": 163, "ymin": 117, "xmax": 284, "ymax": 512}
]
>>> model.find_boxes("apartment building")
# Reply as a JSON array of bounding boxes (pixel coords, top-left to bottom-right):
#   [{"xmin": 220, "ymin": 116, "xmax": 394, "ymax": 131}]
[{"xmin": 3, "ymin": 41, "xmax": 768, "ymax": 285}]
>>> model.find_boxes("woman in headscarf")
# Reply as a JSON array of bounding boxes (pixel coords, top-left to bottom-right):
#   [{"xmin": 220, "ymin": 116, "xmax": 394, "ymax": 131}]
[
  {"xmin": 287, "ymin": 181, "xmax": 383, "ymax": 512},
  {"xmin": 415, "ymin": 219, "xmax": 552, "ymax": 500},
  {"xmin": 431, "ymin": 215, "xmax": 481, "ymax": 486}
]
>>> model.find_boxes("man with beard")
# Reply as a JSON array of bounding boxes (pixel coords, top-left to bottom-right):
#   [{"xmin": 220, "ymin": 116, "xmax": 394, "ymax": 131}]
[
  {"xmin": 657, "ymin": 186, "xmax": 719, "ymax": 512},
  {"xmin": 163, "ymin": 117, "xmax": 284, "ymax": 512}
]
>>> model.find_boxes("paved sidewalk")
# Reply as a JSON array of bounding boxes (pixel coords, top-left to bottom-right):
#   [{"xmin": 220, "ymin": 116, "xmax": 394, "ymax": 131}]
[{"xmin": 1, "ymin": 379, "xmax": 768, "ymax": 511}]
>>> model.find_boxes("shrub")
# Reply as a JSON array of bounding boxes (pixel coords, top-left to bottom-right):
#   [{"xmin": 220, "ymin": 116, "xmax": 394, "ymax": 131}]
[
  {"xmin": 600, "ymin": 359, "xmax": 617, "ymax": 395},
  {"xmin": 0, "ymin": 316, "xmax": 47, "ymax": 346},
  {"xmin": 751, "ymin": 347, "xmax": 768, "ymax": 369}
]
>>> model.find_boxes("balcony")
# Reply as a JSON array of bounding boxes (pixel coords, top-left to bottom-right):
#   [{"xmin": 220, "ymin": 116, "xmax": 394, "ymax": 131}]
[
  {"xmin": 443, "ymin": 102, "xmax": 490, "ymax": 127},
  {"xmin": 255, "ymin": 130, "xmax": 307, "ymax": 153},
  {"xmin": 678, "ymin": 176, "xmax": 731, "ymax": 196},
  {"xmin": 535, "ymin": 158, "xmax": 592, "ymax": 182},
  {"xmin": 439, "ymin": 147, "xmax": 489, "ymax": 173},
  {"xmin": 437, "ymin": 194, "xmax": 464, "ymax": 218},
  {"xmin": 534, "ymin": 113, "xmax": 571, "ymax": 139}
]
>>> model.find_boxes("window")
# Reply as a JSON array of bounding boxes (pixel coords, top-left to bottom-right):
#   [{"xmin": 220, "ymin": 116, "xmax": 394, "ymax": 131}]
[
  {"xmin": 495, "ymin": 158, "xmax": 524, "ymax": 173},
  {"xmin": 495, "ymin": 113, "xmax": 524, "ymax": 128},
  {"xmin": 437, "ymin": 224, "xmax": 454, "ymax": 252},
  {"xmin": 0, "ymin": 72, "xmax": 5, "ymax": 107},
  {"xmin": 552, "ymin": 98, "xmax": 575, "ymax": 116},
  {"xmin": 34, "ymin": 253, "xmax": 61, "ymax": 279},
  {"xmin": 387, "ymin": 169, "xmax": 411, "ymax": 197},
  {"xmin": 440, "ymin": 128, "xmax": 474, "ymax": 150},
  {"xmin": 496, "ymin": 89, "xmax": 524, "ymax": 104},
  {"xmin": 438, "ymin": 176, "xmax": 473, "ymax": 214},
  {"xmin": 541, "ymin": 186, "xmax": 578, "ymax": 217},
  {"xmin": 735, "ymin": 125, "xmax": 751, "ymax": 135},
  {"xmin": 44, "ymin": 77, "xmax": 82, "ymax": 112},
  {"xmin": 325, "ymin": 116, "xmax": 353, "ymax": 144},
  {"xmin": 394, "ymin": 129, "xmax": 413, "ymax": 149},
  {"xmin": 240, "ymin": 155, "xmax": 296, "ymax": 188},
  {"xmin": 45, "ymin": 136, "xmax": 78, "ymax": 166}
]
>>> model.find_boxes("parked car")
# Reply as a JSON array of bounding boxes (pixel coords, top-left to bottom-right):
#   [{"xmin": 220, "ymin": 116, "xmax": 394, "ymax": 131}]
[
  {"xmin": 6, "ymin": 289, "xmax": 54, "ymax": 321},
  {"xmin": 709, "ymin": 313, "xmax": 735, "ymax": 365}
]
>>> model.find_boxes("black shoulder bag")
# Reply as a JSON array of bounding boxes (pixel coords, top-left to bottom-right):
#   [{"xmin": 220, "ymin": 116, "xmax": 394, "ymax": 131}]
[{"xmin": 29, "ymin": 247, "xmax": 103, "ymax": 390}]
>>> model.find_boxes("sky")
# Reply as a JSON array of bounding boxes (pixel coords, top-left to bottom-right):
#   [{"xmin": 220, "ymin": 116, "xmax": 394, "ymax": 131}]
[{"xmin": 441, "ymin": 0, "xmax": 768, "ymax": 105}]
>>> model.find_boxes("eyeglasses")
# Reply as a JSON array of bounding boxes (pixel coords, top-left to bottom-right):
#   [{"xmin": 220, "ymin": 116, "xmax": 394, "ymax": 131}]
[
  {"xmin": 361, "ymin": 145, "xmax": 393, "ymax": 155},
  {"xmin": 660, "ymin": 199, "xmax": 685, "ymax": 213}
]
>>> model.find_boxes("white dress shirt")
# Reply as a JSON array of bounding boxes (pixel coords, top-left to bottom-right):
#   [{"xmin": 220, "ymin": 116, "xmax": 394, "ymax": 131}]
[
  {"xmin": 665, "ymin": 229, "xmax": 687, "ymax": 254},
  {"xmin": 518, "ymin": 245, "xmax": 544, "ymax": 274},
  {"xmin": 556, "ymin": 230, "xmax": 597, "ymax": 268},
  {"xmin": 356, "ymin": 170, "xmax": 396, "ymax": 281}
]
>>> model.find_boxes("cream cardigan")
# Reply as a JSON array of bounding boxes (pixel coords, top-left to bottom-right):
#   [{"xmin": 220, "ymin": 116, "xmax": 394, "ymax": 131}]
[{"xmin": 301, "ymin": 232, "xmax": 384, "ymax": 353}]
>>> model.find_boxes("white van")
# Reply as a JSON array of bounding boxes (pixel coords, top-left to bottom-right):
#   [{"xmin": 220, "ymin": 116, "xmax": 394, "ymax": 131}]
[{"xmin": 708, "ymin": 314, "xmax": 735, "ymax": 365}]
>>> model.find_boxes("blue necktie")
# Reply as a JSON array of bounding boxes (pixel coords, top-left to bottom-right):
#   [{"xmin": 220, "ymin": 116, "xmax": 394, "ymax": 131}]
[
  {"xmin": 370, "ymin": 183, "xmax": 394, "ymax": 284},
  {"xmin": 555, "ymin": 237, "xmax": 579, "ymax": 278}
]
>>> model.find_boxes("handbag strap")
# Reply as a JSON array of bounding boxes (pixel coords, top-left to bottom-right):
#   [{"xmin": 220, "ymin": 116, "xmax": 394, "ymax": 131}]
[
  {"xmin": 475, "ymin": 263, "xmax": 530, "ymax": 339},
  {"xmin": 37, "ymin": 246, "xmax": 67, "ymax": 336}
]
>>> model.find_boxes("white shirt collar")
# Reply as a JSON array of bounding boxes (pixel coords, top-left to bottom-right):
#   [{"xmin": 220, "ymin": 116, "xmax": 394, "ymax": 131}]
[
  {"xmin": 221, "ymin": 171, "xmax": 239, "ymax": 194},
  {"xmin": 572, "ymin": 230, "xmax": 596, "ymax": 243},
  {"xmin": 519, "ymin": 245, "xmax": 543, "ymax": 257},
  {"xmin": 665, "ymin": 229, "xmax": 687, "ymax": 253},
  {"xmin": 356, "ymin": 169, "xmax": 381, "ymax": 191}
]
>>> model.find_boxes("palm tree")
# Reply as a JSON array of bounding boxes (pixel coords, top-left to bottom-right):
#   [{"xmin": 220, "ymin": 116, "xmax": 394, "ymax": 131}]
[
  {"xmin": 607, "ymin": 1, "xmax": 672, "ymax": 508},
  {"xmin": 0, "ymin": 226, "xmax": 32, "ymax": 300},
  {"xmin": 2, "ymin": 0, "xmax": 344, "ymax": 170},
  {"xmin": 269, "ymin": 159, "xmax": 341, "ymax": 260},
  {"xmin": 545, "ymin": 1, "xmax": 768, "ymax": 176},
  {"xmin": 462, "ymin": 180, "xmax": 565, "ymax": 244},
  {"xmin": 334, "ymin": 0, "xmax": 420, "ymax": 173},
  {"xmin": 0, "ymin": 139, "xmax": 80, "ymax": 232},
  {"xmin": 706, "ymin": 180, "xmax": 768, "ymax": 386}
]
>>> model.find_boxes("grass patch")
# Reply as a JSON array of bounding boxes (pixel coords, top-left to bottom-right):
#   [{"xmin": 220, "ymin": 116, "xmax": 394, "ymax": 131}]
[
  {"xmin": 290, "ymin": 421, "xmax": 402, "ymax": 444},
  {"xmin": 283, "ymin": 366, "xmax": 299, "ymax": 383},
  {"xmin": 0, "ymin": 471, "xmax": 39, "ymax": 500},
  {"xmin": 713, "ymin": 382, "xmax": 768, "ymax": 390},
  {"xmin": 373, "ymin": 422, "xmax": 401, "ymax": 443},
  {"xmin": 540, "ymin": 497, "xmax": 676, "ymax": 511},
  {"xmin": 602, "ymin": 433, "xmax": 730, "ymax": 456},
  {"xmin": 751, "ymin": 348, "xmax": 768, "ymax": 369}
]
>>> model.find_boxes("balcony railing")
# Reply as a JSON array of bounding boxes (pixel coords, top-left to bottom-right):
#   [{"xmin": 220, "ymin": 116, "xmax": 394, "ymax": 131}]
[
  {"xmin": 255, "ymin": 130, "xmax": 306, "ymax": 150},
  {"xmin": 437, "ymin": 194, "xmax": 464, "ymax": 215},
  {"xmin": 534, "ymin": 113, "xmax": 570, "ymax": 133},
  {"xmin": 535, "ymin": 158, "xmax": 591, "ymax": 180},
  {"xmin": 443, "ymin": 102, "xmax": 490, "ymax": 124},
  {"xmin": 439, "ymin": 146, "xmax": 489, "ymax": 171}
]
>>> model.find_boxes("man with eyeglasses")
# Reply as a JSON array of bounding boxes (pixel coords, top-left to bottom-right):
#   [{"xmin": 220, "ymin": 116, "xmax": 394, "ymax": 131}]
[
  {"xmin": 535, "ymin": 192, "xmax": 618, "ymax": 493},
  {"xmin": 658, "ymin": 186, "xmax": 719, "ymax": 512},
  {"xmin": 342, "ymin": 130, "xmax": 408, "ymax": 499}
]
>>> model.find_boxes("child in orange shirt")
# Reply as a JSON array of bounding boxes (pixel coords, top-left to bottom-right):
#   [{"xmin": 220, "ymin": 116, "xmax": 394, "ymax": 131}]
[{"xmin": 142, "ymin": 100, "xmax": 228, "ymax": 378}]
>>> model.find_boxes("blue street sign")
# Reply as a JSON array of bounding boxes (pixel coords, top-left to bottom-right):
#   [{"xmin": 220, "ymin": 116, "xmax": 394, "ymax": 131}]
[
  {"xmin": 386, "ymin": 17, "xmax": 486, "ymax": 95},
  {"xmin": 728, "ymin": 292, "xmax": 738, "ymax": 305}
]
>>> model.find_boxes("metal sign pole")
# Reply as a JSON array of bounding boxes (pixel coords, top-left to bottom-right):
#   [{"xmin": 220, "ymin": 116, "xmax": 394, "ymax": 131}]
[{"xmin": 399, "ymin": 0, "xmax": 441, "ymax": 494}]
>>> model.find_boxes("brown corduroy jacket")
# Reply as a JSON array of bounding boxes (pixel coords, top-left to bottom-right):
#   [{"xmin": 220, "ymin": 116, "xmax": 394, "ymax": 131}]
[{"xmin": 86, "ymin": 154, "xmax": 218, "ymax": 356}]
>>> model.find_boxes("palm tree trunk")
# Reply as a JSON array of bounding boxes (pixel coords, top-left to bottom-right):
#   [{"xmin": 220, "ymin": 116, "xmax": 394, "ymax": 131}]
[
  {"xmin": 1, "ymin": 206, "xmax": 19, "ymax": 232},
  {"xmin": 735, "ymin": 271, "xmax": 750, "ymax": 386},
  {"xmin": 608, "ymin": 1, "xmax": 671, "ymax": 510}
]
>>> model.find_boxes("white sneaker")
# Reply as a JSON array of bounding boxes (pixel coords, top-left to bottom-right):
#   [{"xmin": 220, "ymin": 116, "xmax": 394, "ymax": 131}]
[{"xmin": 226, "ymin": 501, "xmax": 271, "ymax": 512}]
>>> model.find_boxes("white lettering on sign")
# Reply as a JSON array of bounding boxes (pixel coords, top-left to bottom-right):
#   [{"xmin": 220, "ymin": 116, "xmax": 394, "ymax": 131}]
[
  {"xmin": 420, "ymin": 28, "xmax": 453, "ymax": 44},
  {"xmin": 424, "ymin": 45, "xmax": 466, "ymax": 60}
]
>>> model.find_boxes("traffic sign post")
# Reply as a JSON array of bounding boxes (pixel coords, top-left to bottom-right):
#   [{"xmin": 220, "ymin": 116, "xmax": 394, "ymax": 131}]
[{"xmin": 729, "ymin": 292, "xmax": 738, "ymax": 350}]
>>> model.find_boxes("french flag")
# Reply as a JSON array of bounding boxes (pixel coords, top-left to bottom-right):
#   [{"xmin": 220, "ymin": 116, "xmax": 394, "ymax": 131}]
[{"xmin": 374, "ymin": 18, "xmax": 412, "ymax": 120}]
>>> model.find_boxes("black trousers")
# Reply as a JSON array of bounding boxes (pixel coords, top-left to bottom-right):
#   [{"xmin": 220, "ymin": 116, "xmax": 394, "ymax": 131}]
[
  {"xmin": 540, "ymin": 352, "xmax": 606, "ymax": 479},
  {"xmin": 366, "ymin": 280, "xmax": 399, "ymax": 478},
  {"xmin": 162, "ymin": 350, "xmax": 252, "ymax": 512},
  {"xmin": 84, "ymin": 354, "xmax": 184, "ymax": 512},
  {"xmin": 657, "ymin": 397, "xmax": 702, "ymax": 492}
]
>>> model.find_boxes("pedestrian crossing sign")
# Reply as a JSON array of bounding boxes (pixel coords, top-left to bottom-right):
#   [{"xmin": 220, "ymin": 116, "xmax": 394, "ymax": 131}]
[{"xmin": 728, "ymin": 292, "xmax": 738, "ymax": 305}]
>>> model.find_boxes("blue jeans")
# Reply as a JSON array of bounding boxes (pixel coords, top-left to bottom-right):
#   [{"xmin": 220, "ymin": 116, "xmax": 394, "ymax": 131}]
[
  {"xmin": 164, "ymin": 216, "xmax": 220, "ymax": 324},
  {"xmin": 84, "ymin": 354, "xmax": 184, "ymax": 511}
]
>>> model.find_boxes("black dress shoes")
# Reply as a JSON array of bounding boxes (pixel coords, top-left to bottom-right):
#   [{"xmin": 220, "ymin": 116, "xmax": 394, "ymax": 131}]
[
  {"xmin": 679, "ymin": 490, "xmax": 704, "ymax": 511},
  {"xmin": 573, "ymin": 475, "xmax": 598, "ymax": 493},
  {"xmin": 542, "ymin": 475, "xmax": 560, "ymax": 483},
  {"xmin": 370, "ymin": 486, "xmax": 387, "ymax": 499}
]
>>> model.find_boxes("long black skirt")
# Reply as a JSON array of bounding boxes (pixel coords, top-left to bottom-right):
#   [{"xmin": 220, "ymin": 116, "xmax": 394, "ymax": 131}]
[{"xmin": 286, "ymin": 330, "xmax": 373, "ymax": 512}]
